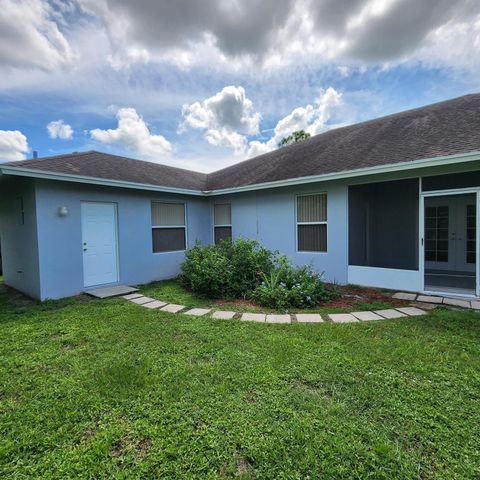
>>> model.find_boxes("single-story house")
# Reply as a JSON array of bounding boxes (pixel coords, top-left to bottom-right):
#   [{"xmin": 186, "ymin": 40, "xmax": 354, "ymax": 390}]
[{"xmin": 1, "ymin": 93, "xmax": 480, "ymax": 300}]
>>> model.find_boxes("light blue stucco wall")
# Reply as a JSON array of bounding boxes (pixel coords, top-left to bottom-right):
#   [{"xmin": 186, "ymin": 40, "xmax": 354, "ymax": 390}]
[
  {"xmin": 213, "ymin": 181, "xmax": 349, "ymax": 284},
  {"xmin": 34, "ymin": 180, "xmax": 212, "ymax": 300},
  {"xmin": 0, "ymin": 177, "xmax": 41, "ymax": 299}
]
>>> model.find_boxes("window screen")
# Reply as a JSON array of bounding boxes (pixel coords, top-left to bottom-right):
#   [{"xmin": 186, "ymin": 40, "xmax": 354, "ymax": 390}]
[
  {"xmin": 151, "ymin": 202, "xmax": 186, "ymax": 252},
  {"xmin": 214, "ymin": 203, "xmax": 232, "ymax": 244},
  {"xmin": 297, "ymin": 194, "xmax": 327, "ymax": 252}
]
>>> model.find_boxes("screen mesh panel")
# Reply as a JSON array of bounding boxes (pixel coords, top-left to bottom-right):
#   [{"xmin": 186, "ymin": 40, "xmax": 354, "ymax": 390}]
[
  {"xmin": 151, "ymin": 202, "xmax": 185, "ymax": 226},
  {"xmin": 214, "ymin": 204, "xmax": 231, "ymax": 225},
  {"xmin": 297, "ymin": 194, "xmax": 327, "ymax": 223},
  {"xmin": 298, "ymin": 224, "xmax": 327, "ymax": 252},
  {"xmin": 214, "ymin": 226, "xmax": 232, "ymax": 244},
  {"xmin": 152, "ymin": 228, "xmax": 186, "ymax": 252}
]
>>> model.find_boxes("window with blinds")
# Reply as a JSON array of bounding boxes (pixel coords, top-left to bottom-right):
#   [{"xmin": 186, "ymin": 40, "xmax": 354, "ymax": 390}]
[
  {"xmin": 151, "ymin": 202, "xmax": 186, "ymax": 252},
  {"xmin": 297, "ymin": 194, "xmax": 327, "ymax": 252},
  {"xmin": 214, "ymin": 203, "xmax": 232, "ymax": 244}
]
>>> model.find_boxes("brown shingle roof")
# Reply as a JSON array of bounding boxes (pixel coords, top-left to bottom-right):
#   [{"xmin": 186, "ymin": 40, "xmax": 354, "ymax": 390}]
[
  {"xmin": 207, "ymin": 93, "xmax": 480, "ymax": 190},
  {"xmin": 4, "ymin": 151, "xmax": 207, "ymax": 191},
  {"xmin": 3, "ymin": 94, "xmax": 480, "ymax": 192}
]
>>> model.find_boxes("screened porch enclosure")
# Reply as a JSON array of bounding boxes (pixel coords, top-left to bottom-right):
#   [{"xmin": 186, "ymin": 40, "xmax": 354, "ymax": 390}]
[{"xmin": 348, "ymin": 178, "xmax": 419, "ymax": 272}]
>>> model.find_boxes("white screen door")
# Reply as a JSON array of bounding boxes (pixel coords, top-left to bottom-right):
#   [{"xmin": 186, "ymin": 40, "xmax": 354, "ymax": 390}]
[{"xmin": 81, "ymin": 202, "xmax": 119, "ymax": 287}]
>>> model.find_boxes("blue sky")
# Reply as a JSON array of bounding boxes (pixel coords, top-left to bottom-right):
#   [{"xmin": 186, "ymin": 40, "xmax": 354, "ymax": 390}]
[{"xmin": 1, "ymin": 0, "xmax": 479, "ymax": 172}]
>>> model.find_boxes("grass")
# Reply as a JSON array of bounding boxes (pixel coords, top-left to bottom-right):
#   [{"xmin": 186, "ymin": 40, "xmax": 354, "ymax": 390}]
[
  {"xmin": 140, "ymin": 279, "xmax": 402, "ymax": 314},
  {"xmin": 1, "ymin": 280, "xmax": 480, "ymax": 478}
]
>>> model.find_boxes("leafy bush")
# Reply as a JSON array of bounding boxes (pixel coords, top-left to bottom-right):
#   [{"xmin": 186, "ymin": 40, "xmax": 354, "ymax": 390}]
[
  {"xmin": 181, "ymin": 238, "xmax": 275, "ymax": 298},
  {"xmin": 251, "ymin": 256, "xmax": 334, "ymax": 310},
  {"xmin": 181, "ymin": 239, "xmax": 334, "ymax": 309}
]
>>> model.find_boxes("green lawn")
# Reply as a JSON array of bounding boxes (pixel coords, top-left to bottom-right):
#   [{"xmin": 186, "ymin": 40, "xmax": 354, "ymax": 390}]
[{"xmin": 1, "ymin": 282, "xmax": 480, "ymax": 478}]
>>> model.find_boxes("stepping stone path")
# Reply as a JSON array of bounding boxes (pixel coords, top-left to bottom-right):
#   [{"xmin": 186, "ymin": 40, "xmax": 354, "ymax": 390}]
[
  {"xmin": 160, "ymin": 304, "xmax": 185, "ymax": 313},
  {"xmin": 266, "ymin": 314, "xmax": 291, "ymax": 324},
  {"xmin": 296, "ymin": 314, "xmax": 323, "ymax": 323},
  {"xmin": 184, "ymin": 308, "xmax": 211, "ymax": 316},
  {"xmin": 241, "ymin": 313, "xmax": 266, "ymax": 322},
  {"xmin": 393, "ymin": 291, "xmax": 480, "ymax": 310},
  {"xmin": 212, "ymin": 311, "xmax": 236, "ymax": 319},
  {"xmin": 329, "ymin": 313, "xmax": 358, "ymax": 323},
  {"xmin": 119, "ymin": 289, "xmax": 479, "ymax": 325},
  {"xmin": 351, "ymin": 311, "xmax": 383, "ymax": 321}
]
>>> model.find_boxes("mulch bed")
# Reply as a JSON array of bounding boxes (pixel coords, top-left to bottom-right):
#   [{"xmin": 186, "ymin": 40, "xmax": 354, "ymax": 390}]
[
  {"xmin": 323, "ymin": 285, "xmax": 407, "ymax": 309},
  {"xmin": 211, "ymin": 285, "xmax": 406, "ymax": 311}
]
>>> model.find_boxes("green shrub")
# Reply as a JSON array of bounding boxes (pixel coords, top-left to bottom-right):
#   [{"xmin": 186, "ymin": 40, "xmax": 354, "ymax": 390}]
[
  {"xmin": 251, "ymin": 256, "xmax": 334, "ymax": 310},
  {"xmin": 181, "ymin": 238, "xmax": 275, "ymax": 298},
  {"xmin": 181, "ymin": 239, "xmax": 334, "ymax": 309}
]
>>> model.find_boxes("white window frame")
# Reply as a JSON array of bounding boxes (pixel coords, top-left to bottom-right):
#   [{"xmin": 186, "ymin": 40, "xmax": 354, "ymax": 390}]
[
  {"xmin": 151, "ymin": 201, "xmax": 187, "ymax": 254},
  {"xmin": 295, "ymin": 192, "xmax": 328, "ymax": 253},
  {"xmin": 213, "ymin": 203, "xmax": 232, "ymax": 244}
]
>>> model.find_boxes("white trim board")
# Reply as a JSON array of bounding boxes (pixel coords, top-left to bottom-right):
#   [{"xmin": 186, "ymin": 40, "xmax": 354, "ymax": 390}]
[{"xmin": 348, "ymin": 265, "xmax": 422, "ymax": 292}]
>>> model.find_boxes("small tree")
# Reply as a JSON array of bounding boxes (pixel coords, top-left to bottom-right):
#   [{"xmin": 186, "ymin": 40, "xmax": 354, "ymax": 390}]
[{"xmin": 278, "ymin": 129, "xmax": 311, "ymax": 147}]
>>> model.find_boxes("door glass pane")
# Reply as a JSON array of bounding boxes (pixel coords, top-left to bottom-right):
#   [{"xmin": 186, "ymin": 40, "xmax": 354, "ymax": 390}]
[
  {"xmin": 425, "ymin": 205, "xmax": 449, "ymax": 263},
  {"xmin": 466, "ymin": 204, "xmax": 476, "ymax": 264}
]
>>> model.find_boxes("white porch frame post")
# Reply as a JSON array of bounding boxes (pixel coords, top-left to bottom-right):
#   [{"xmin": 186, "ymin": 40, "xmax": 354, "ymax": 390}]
[{"xmin": 419, "ymin": 178, "xmax": 425, "ymax": 292}]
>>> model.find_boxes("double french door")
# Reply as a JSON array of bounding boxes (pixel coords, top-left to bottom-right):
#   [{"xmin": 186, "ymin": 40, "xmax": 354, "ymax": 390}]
[{"xmin": 424, "ymin": 193, "xmax": 476, "ymax": 274}]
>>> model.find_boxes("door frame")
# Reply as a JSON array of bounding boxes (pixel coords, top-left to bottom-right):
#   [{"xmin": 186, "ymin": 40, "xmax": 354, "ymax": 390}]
[
  {"xmin": 81, "ymin": 201, "xmax": 120, "ymax": 288},
  {"xmin": 419, "ymin": 183, "xmax": 480, "ymax": 297}
]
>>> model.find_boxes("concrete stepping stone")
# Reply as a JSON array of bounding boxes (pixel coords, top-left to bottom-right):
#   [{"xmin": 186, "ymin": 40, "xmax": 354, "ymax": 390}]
[
  {"xmin": 122, "ymin": 293, "xmax": 143, "ymax": 300},
  {"xmin": 266, "ymin": 314, "xmax": 291, "ymax": 324},
  {"xmin": 396, "ymin": 307, "xmax": 426, "ymax": 316},
  {"xmin": 212, "ymin": 311, "xmax": 236, "ymax": 319},
  {"xmin": 160, "ymin": 304, "xmax": 185, "ymax": 313},
  {"xmin": 329, "ymin": 313, "xmax": 358, "ymax": 323},
  {"xmin": 86, "ymin": 285, "xmax": 138, "ymax": 298},
  {"xmin": 130, "ymin": 296, "xmax": 155, "ymax": 305},
  {"xmin": 410, "ymin": 301, "xmax": 437, "ymax": 310},
  {"xmin": 241, "ymin": 313, "xmax": 266, "ymax": 322},
  {"xmin": 296, "ymin": 313, "xmax": 323, "ymax": 323},
  {"xmin": 470, "ymin": 301, "xmax": 480, "ymax": 310},
  {"xmin": 142, "ymin": 300, "xmax": 167, "ymax": 309},
  {"xmin": 374, "ymin": 309, "xmax": 406, "ymax": 319},
  {"xmin": 417, "ymin": 295, "xmax": 443, "ymax": 304},
  {"xmin": 351, "ymin": 311, "xmax": 383, "ymax": 321},
  {"xmin": 393, "ymin": 292, "xmax": 417, "ymax": 301},
  {"xmin": 184, "ymin": 308, "xmax": 211, "ymax": 316},
  {"xmin": 443, "ymin": 298, "xmax": 471, "ymax": 309}
]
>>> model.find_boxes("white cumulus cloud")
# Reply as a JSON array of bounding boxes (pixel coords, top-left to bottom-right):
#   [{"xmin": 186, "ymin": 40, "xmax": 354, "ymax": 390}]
[
  {"xmin": 0, "ymin": 130, "xmax": 29, "ymax": 162},
  {"xmin": 247, "ymin": 87, "xmax": 342, "ymax": 156},
  {"xmin": 47, "ymin": 119, "xmax": 73, "ymax": 139},
  {"xmin": 90, "ymin": 107, "xmax": 173, "ymax": 160},
  {"xmin": 180, "ymin": 85, "xmax": 261, "ymax": 154},
  {"xmin": 0, "ymin": 0, "xmax": 74, "ymax": 72}
]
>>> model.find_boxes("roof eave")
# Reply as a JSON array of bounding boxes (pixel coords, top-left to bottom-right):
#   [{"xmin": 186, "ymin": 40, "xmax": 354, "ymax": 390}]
[
  {"xmin": 2, "ymin": 150, "xmax": 480, "ymax": 197},
  {"xmin": 0, "ymin": 166, "xmax": 206, "ymax": 196},
  {"xmin": 208, "ymin": 150, "xmax": 480, "ymax": 195}
]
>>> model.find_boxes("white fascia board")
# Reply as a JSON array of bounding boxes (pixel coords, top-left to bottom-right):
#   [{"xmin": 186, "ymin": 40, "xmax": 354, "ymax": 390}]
[{"xmin": 0, "ymin": 167, "xmax": 205, "ymax": 196}]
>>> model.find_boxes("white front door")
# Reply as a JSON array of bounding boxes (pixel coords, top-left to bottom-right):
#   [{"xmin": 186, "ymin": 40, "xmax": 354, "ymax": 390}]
[{"xmin": 81, "ymin": 202, "xmax": 119, "ymax": 288}]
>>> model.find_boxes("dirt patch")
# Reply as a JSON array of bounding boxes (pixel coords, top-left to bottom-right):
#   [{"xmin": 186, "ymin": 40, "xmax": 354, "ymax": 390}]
[
  {"xmin": 110, "ymin": 433, "xmax": 152, "ymax": 461},
  {"xmin": 293, "ymin": 378, "xmax": 334, "ymax": 400},
  {"xmin": 321, "ymin": 284, "xmax": 407, "ymax": 309},
  {"xmin": 212, "ymin": 298, "xmax": 260, "ymax": 309}
]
